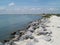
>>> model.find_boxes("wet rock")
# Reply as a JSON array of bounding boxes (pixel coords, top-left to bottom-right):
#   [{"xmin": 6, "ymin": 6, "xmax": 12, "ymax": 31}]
[
  {"xmin": 19, "ymin": 32, "xmax": 24, "ymax": 37},
  {"xmin": 2, "ymin": 40, "xmax": 10, "ymax": 43},
  {"xmin": 37, "ymin": 31, "xmax": 50, "ymax": 35},
  {"xmin": 26, "ymin": 25, "xmax": 31, "ymax": 29},
  {"xmin": 43, "ymin": 28, "xmax": 47, "ymax": 31},
  {"xmin": 4, "ymin": 40, "xmax": 9, "ymax": 42},
  {"xmin": 28, "ymin": 27, "xmax": 34, "ymax": 33},
  {"xmin": 46, "ymin": 30, "xmax": 52, "ymax": 34},
  {"xmin": 29, "ymin": 30, "xmax": 34, "ymax": 33},
  {"xmin": 30, "ymin": 36, "xmax": 34, "ymax": 39},
  {"xmin": 20, "ymin": 31, "xmax": 33, "ymax": 40},
  {"xmin": 33, "ymin": 27, "xmax": 36, "ymax": 30},
  {"xmin": 13, "ymin": 35, "xmax": 20, "ymax": 41},
  {"xmin": 11, "ymin": 32, "xmax": 16, "ymax": 35},
  {"xmin": 20, "ymin": 35, "xmax": 29, "ymax": 40}
]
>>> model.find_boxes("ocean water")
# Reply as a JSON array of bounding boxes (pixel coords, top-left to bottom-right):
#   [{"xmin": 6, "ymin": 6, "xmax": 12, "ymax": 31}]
[{"xmin": 0, "ymin": 14, "xmax": 42, "ymax": 41}]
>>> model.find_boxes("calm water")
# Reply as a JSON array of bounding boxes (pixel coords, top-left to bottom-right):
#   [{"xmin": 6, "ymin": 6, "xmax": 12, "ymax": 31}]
[{"xmin": 0, "ymin": 14, "xmax": 42, "ymax": 41}]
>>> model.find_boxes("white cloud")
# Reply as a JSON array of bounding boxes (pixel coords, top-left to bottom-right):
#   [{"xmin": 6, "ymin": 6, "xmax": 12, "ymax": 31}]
[
  {"xmin": 8, "ymin": 2, "xmax": 15, "ymax": 6},
  {"xmin": 0, "ymin": 7, "xmax": 60, "ymax": 14},
  {"xmin": 0, "ymin": 7, "xmax": 5, "ymax": 10},
  {"xmin": 47, "ymin": 8, "xmax": 59, "ymax": 11}
]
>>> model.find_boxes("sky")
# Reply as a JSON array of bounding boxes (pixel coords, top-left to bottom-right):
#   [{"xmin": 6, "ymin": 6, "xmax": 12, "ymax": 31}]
[{"xmin": 0, "ymin": 0, "xmax": 60, "ymax": 14}]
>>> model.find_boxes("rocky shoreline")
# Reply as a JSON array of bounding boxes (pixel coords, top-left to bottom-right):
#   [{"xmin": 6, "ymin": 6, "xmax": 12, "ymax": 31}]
[
  {"xmin": 0, "ymin": 15, "xmax": 52, "ymax": 45},
  {"xmin": 0, "ymin": 15, "xmax": 60, "ymax": 45}
]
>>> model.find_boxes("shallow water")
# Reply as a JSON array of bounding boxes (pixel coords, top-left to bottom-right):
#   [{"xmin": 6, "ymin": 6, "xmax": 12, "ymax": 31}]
[{"xmin": 0, "ymin": 14, "xmax": 42, "ymax": 41}]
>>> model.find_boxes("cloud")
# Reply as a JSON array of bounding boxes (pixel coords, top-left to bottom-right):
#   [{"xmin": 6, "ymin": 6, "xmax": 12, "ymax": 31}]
[
  {"xmin": 8, "ymin": 2, "xmax": 15, "ymax": 6},
  {"xmin": 0, "ymin": 7, "xmax": 60, "ymax": 14},
  {"xmin": 47, "ymin": 8, "xmax": 59, "ymax": 11},
  {"xmin": 0, "ymin": 7, "xmax": 5, "ymax": 10}
]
